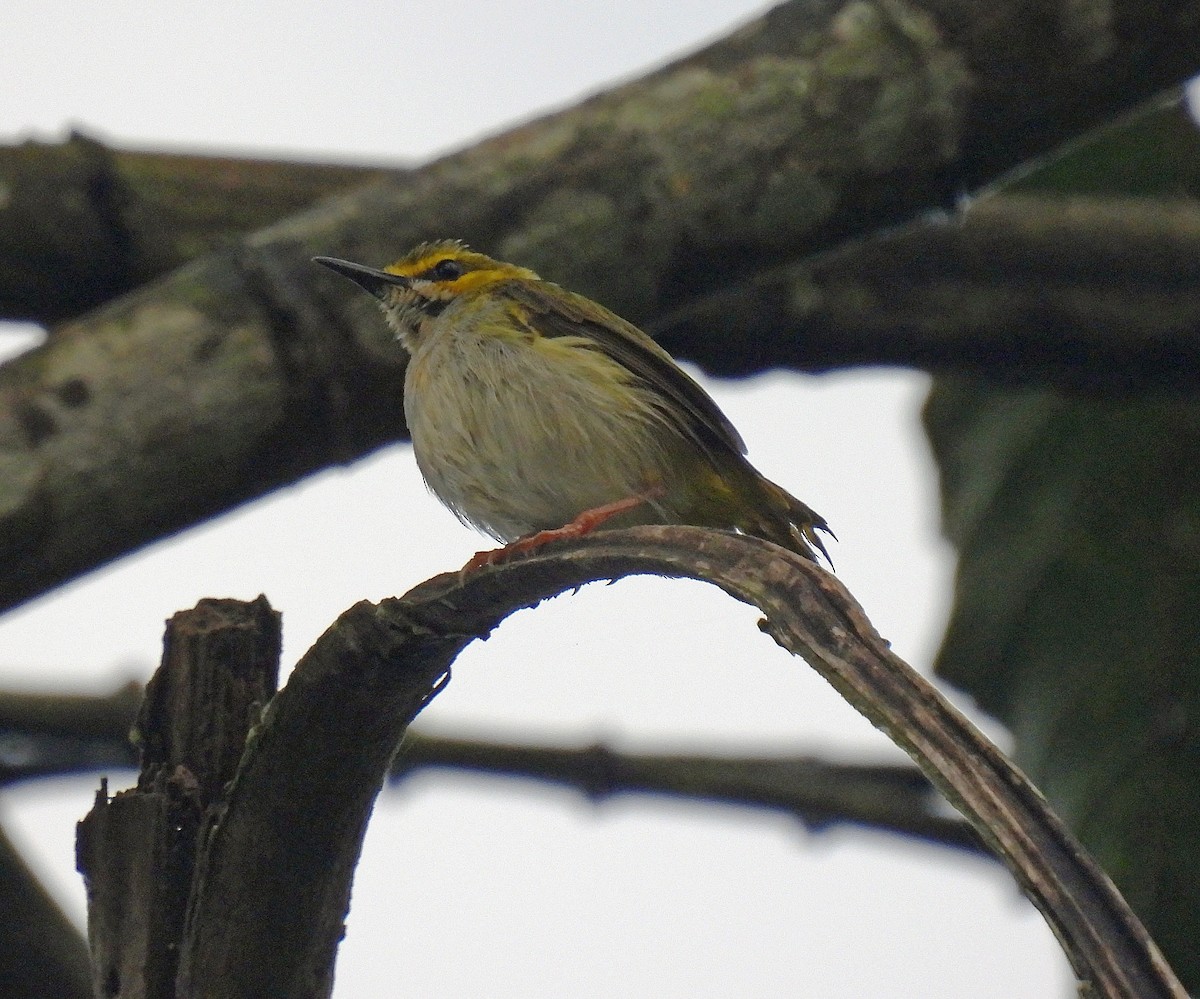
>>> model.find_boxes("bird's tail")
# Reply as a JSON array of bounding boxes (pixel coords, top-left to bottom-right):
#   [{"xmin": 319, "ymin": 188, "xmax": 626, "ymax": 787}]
[{"xmin": 757, "ymin": 478, "xmax": 836, "ymax": 567}]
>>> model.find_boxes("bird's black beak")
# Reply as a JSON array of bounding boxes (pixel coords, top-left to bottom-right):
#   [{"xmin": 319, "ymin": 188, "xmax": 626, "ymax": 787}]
[{"xmin": 313, "ymin": 256, "xmax": 410, "ymax": 301}]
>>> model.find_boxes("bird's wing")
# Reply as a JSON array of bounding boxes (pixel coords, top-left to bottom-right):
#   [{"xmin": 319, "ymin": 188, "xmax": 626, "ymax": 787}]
[{"xmin": 505, "ymin": 280, "xmax": 747, "ymax": 457}]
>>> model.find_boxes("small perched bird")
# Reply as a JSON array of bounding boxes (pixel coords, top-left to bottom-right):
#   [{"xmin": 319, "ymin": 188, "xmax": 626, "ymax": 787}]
[{"xmin": 314, "ymin": 241, "xmax": 832, "ymax": 565}]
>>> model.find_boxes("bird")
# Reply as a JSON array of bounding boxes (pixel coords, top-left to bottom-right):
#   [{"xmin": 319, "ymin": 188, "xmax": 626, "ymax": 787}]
[{"xmin": 314, "ymin": 241, "xmax": 832, "ymax": 567}]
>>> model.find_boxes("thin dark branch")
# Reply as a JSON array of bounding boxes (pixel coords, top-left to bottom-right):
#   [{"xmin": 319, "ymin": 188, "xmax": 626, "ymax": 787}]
[
  {"xmin": 0, "ymin": 682, "xmax": 977, "ymax": 853},
  {"xmin": 393, "ymin": 733, "xmax": 985, "ymax": 855},
  {"xmin": 0, "ymin": 684, "xmax": 140, "ymax": 784}
]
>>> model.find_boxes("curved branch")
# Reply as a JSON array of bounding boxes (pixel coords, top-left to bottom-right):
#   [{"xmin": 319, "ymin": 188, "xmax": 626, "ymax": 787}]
[{"xmin": 175, "ymin": 527, "xmax": 1181, "ymax": 999}]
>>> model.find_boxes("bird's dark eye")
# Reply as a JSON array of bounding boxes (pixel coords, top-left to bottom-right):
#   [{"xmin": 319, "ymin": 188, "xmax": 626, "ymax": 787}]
[{"xmin": 430, "ymin": 258, "xmax": 464, "ymax": 281}]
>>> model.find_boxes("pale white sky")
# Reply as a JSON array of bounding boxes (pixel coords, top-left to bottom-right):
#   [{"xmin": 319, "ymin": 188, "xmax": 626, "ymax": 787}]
[{"xmin": 0, "ymin": 2, "xmax": 1068, "ymax": 995}]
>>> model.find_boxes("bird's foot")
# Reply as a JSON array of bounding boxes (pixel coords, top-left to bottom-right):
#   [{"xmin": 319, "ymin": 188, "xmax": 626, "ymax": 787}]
[{"xmin": 461, "ymin": 487, "xmax": 665, "ymax": 573}]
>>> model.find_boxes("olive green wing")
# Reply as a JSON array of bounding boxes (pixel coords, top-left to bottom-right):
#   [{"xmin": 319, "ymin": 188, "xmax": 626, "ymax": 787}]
[{"xmin": 505, "ymin": 279, "xmax": 747, "ymax": 457}]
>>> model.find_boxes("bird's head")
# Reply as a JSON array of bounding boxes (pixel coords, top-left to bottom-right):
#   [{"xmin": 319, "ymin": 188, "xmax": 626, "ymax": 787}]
[{"xmin": 314, "ymin": 241, "xmax": 538, "ymax": 344}]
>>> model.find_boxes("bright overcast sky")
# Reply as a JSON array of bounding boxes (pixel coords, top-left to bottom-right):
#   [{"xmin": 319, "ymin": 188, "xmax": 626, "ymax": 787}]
[{"xmin": 0, "ymin": 2, "xmax": 1068, "ymax": 995}]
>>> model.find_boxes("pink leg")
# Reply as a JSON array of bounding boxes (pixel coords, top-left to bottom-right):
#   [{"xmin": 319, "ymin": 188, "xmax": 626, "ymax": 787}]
[{"xmin": 463, "ymin": 487, "xmax": 665, "ymax": 572}]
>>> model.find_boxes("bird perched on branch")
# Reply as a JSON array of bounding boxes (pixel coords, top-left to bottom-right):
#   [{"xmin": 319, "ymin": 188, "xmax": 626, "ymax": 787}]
[{"xmin": 315, "ymin": 241, "xmax": 832, "ymax": 566}]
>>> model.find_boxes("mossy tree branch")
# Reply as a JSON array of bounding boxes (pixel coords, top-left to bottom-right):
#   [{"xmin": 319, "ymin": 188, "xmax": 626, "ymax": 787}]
[
  {"xmin": 0, "ymin": 135, "xmax": 393, "ymax": 325},
  {"xmin": 1, "ymin": 0, "xmax": 1199, "ymax": 617}
]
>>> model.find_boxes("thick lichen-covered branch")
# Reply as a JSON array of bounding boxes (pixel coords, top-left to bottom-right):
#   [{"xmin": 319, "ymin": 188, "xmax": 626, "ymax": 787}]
[
  {"xmin": 0, "ymin": 135, "xmax": 393, "ymax": 324},
  {"xmin": 1, "ymin": 0, "xmax": 1198, "ymax": 619}
]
